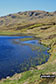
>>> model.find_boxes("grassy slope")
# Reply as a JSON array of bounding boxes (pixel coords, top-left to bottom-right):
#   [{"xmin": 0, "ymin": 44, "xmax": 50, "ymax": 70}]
[{"xmin": 0, "ymin": 11, "xmax": 56, "ymax": 84}]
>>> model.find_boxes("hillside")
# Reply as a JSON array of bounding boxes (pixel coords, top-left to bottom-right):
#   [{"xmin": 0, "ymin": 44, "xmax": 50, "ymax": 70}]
[
  {"xmin": 0, "ymin": 10, "xmax": 56, "ymax": 84},
  {"xmin": 0, "ymin": 10, "xmax": 56, "ymax": 33}
]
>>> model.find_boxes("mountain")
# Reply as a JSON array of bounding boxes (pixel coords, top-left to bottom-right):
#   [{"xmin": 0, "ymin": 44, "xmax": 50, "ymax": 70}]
[{"xmin": 0, "ymin": 10, "xmax": 56, "ymax": 32}]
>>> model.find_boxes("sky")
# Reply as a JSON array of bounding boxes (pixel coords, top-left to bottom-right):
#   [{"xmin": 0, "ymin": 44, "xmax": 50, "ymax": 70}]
[{"xmin": 0, "ymin": 0, "xmax": 56, "ymax": 16}]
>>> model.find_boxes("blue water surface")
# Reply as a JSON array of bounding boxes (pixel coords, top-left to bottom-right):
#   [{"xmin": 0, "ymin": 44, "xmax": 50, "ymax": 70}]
[{"xmin": 0, "ymin": 36, "xmax": 49, "ymax": 79}]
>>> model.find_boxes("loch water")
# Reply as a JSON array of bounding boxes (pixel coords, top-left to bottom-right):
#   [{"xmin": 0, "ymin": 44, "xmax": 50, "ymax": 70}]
[{"xmin": 0, "ymin": 36, "xmax": 49, "ymax": 79}]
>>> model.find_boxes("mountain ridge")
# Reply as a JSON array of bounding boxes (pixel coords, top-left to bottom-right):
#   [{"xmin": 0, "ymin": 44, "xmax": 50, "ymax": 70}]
[{"xmin": 0, "ymin": 10, "xmax": 56, "ymax": 32}]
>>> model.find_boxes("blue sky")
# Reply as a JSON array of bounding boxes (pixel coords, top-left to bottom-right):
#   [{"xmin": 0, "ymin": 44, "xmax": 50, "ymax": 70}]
[{"xmin": 0, "ymin": 0, "xmax": 56, "ymax": 16}]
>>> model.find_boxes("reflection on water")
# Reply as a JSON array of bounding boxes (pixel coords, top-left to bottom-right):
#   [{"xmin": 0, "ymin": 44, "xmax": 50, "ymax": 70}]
[{"xmin": 0, "ymin": 36, "xmax": 49, "ymax": 79}]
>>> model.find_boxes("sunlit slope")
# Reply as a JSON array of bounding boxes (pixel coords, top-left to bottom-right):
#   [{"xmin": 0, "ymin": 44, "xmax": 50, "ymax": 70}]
[{"xmin": 0, "ymin": 10, "xmax": 56, "ymax": 32}]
